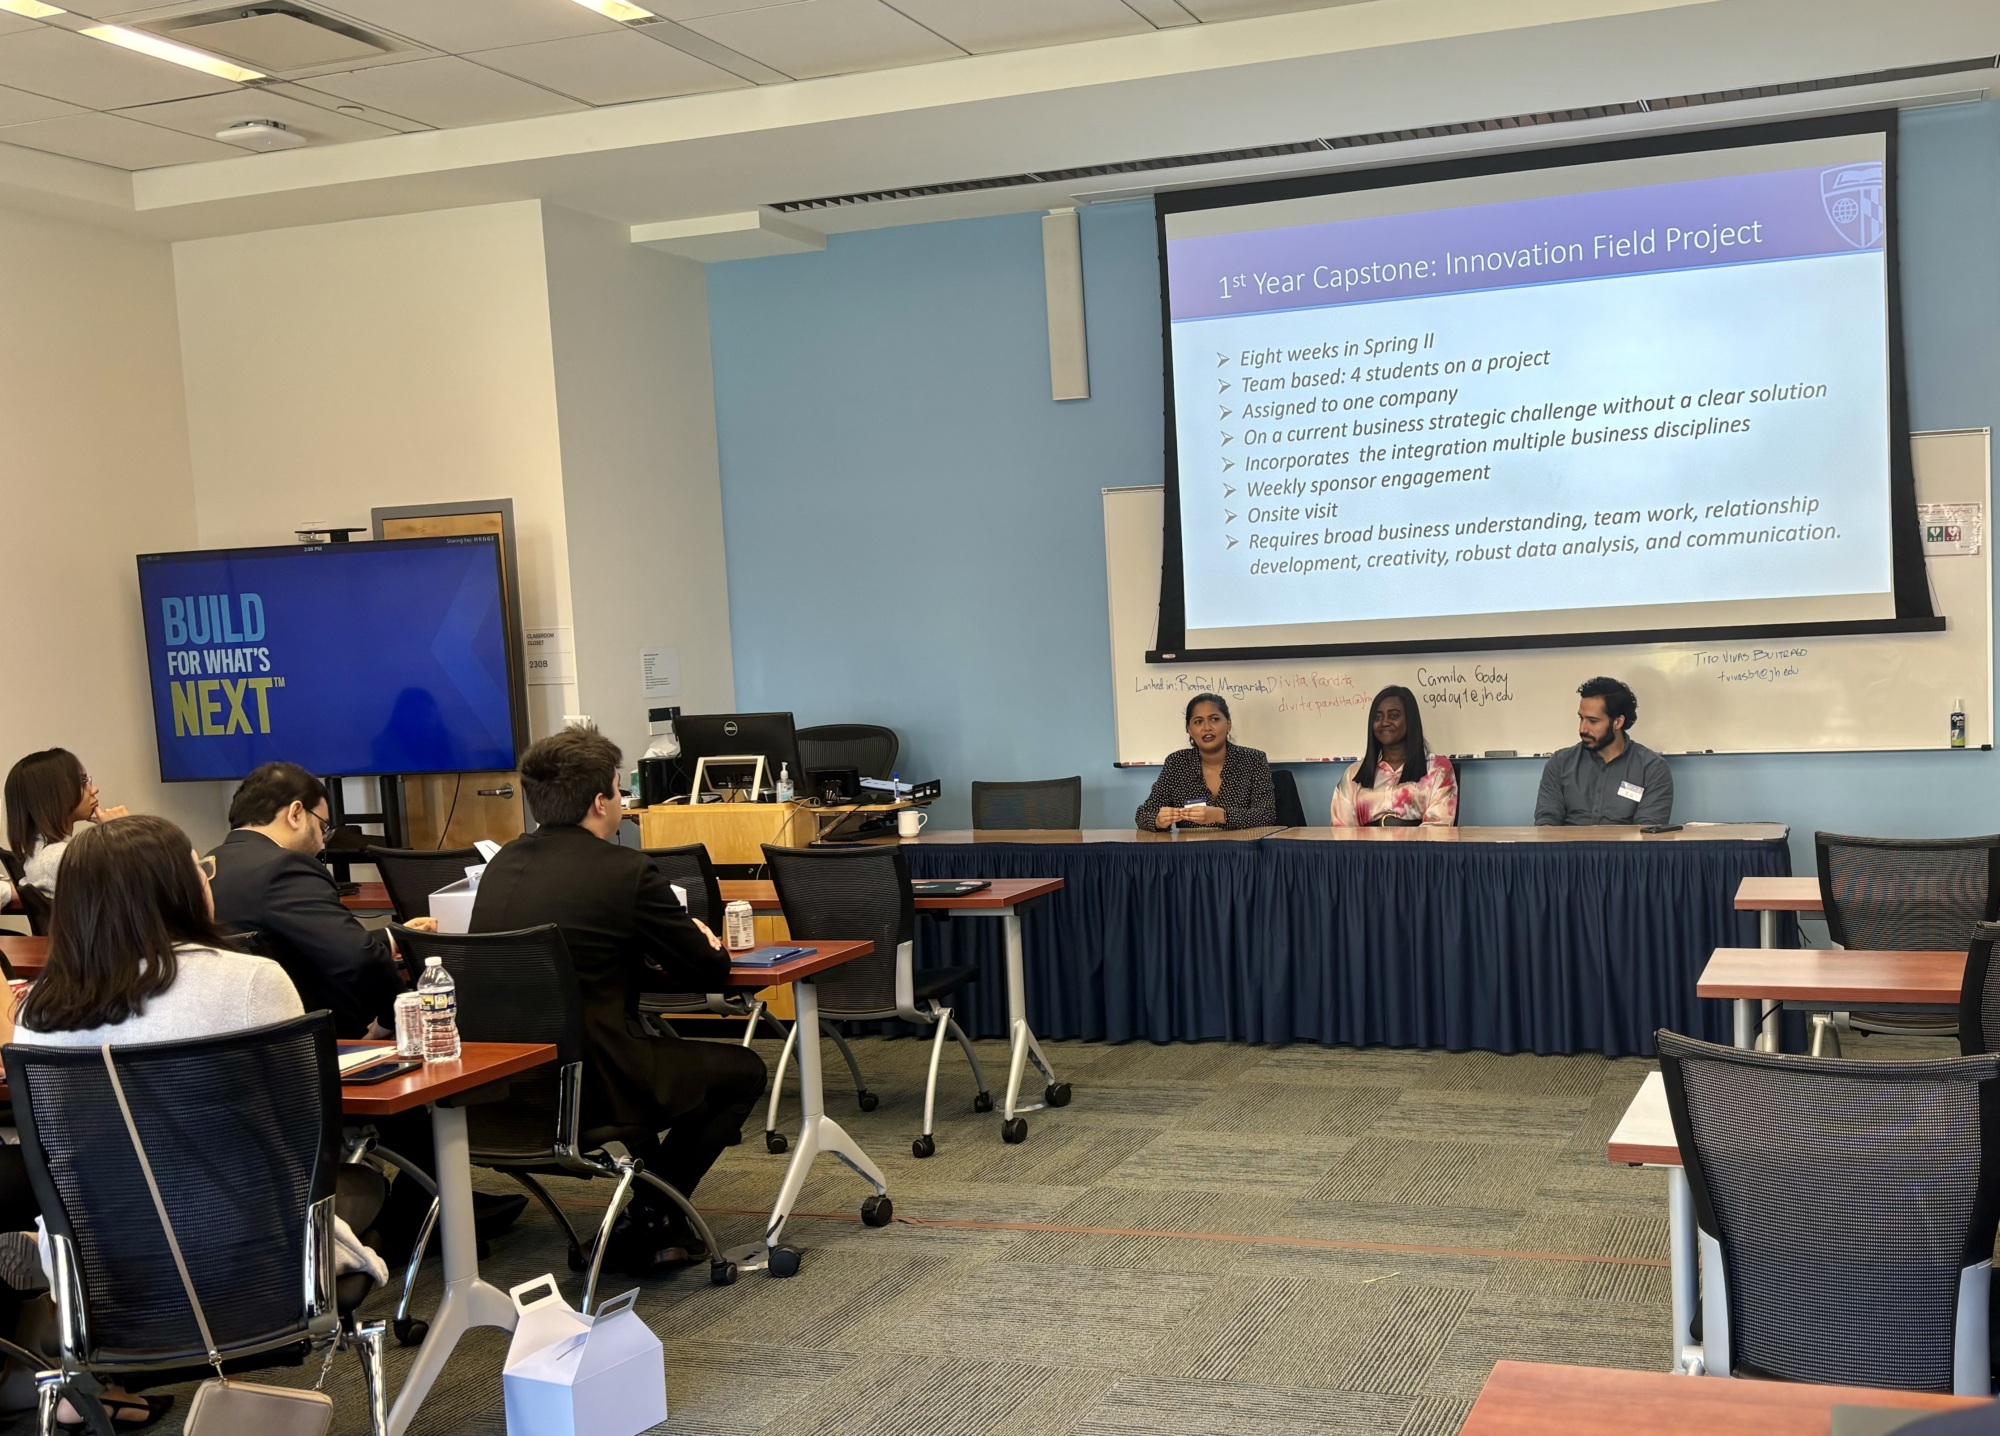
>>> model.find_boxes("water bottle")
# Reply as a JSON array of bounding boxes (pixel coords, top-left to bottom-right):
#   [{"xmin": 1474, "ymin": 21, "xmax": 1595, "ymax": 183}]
[
  {"xmin": 418, "ymin": 955, "xmax": 460, "ymax": 1063},
  {"xmin": 775, "ymin": 762, "xmax": 794, "ymax": 804}
]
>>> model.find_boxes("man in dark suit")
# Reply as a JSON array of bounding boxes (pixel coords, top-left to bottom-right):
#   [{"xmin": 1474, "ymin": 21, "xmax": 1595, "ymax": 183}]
[{"xmin": 471, "ymin": 727, "xmax": 767, "ymax": 1271}]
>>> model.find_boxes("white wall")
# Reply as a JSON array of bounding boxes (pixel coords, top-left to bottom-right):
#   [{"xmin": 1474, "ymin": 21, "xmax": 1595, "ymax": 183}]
[
  {"xmin": 541, "ymin": 204, "xmax": 734, "ymax": 767},
  {"xmin": 0, "ymin": 205, "xmax": 220, "ymax": 844},
  {"xmin": 172, "ymin": 200, "xmax": 580, "ymax": 740}
]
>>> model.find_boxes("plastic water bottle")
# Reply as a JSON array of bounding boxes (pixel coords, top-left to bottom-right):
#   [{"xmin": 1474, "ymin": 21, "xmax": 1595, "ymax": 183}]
[
  {"xmin": 775, "ymin": 762, "xmax": 794, "ymax": 804},
  {"xmin": 417, "ymin": 956, "xmax": 460, "ymax": 1064}
]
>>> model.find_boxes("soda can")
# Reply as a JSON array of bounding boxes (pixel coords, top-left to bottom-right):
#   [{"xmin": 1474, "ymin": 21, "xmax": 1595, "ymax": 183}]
[
  {"xmin": 724, "ymin": 899, "xmax": 756, "ymax": 952},
  {"xmin": 394, "ymin": 991, "xmax": 424, "ymax": 1058}
]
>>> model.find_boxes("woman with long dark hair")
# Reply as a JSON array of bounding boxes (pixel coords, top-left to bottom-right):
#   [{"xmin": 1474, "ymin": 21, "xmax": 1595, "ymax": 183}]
[
  {"xmin": 1134, "ymin": 693, "xmax": 1277, "ymax": 830},
  {"xmin": 1329, "ymin": 685, "xmax": 1457, "ymax": 827},
  {"xmin": 3, "ymin": 749, "xmax": 127, "ymax": 898}
]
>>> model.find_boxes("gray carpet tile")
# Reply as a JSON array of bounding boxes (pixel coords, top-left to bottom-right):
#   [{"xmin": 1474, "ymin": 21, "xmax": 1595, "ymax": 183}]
[{"xmin": 0, "ymin": 1035, "xmax": 1697, "ymax": 1435}]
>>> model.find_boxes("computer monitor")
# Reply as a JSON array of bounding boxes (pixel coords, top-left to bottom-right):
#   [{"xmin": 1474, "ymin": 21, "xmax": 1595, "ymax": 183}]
[{"xmin": 672, "ymin": 712, "xmax": 805, "ymax": 801}]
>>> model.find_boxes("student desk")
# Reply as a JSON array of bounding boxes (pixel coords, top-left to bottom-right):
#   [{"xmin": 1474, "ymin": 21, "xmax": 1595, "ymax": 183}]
[
  {"xmin": 1607, "ymin": 1072, "xmax": 1697, "ymax": 1373},
  {"xmin": 1733, "ymin": 875, "xmax": 1825, "ymax": 1049},
  {"xmin": 1697, "ymin": 947, "xmax": 1963, "ymax": 1049},
  {"xmin": 0, "ymin": 934, "xmax": 43, "ymax": 978},
  {"xmin": 341, "ymin": 882, "xmax": 392, "ymax": 913},
  {"xmin": 1461, "ymin": 1360, "xmax": 1983, "ymax": 1435}
]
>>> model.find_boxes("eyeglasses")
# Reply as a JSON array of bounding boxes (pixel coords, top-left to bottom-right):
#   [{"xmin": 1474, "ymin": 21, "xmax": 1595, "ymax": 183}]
[
  {"xmin": 196, "ymin": 855, "xmax": 217, "ymax": 880},
  {"xmin": 307, "ymin": 809, "xmax": 333, "ymax": 843}
]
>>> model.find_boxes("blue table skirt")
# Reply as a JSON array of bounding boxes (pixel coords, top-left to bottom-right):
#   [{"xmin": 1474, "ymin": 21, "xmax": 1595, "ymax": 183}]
[{"xmin": 908, "ymin": 835, "xmax": 1790, "ymax": 1057}]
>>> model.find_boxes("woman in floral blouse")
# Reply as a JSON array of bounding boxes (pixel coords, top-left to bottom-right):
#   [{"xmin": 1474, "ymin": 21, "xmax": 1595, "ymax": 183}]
[{"xmin": 1329, "ymin": 685, "xmax": 1457, "ymax": 827}]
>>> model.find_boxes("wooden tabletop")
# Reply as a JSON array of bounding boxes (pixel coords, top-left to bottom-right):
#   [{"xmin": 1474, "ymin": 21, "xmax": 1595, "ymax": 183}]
[
  {"xmin": 335, "ymin": 1040, "xmax": 556, "ymax": 1117},
  {"xmin": 0, "ymin": 935, "xmax": 44, "ymax": 979},
  {"xmin": 1735, "ymin": 876, "xmax": 1823, "ymax": 912},
  {"xmin": 867, "ymin": 827, "xmax": 1286, "ymax": 845},
  {"xmin": 1607, "ymin": 1072, "xmax": 1680, "ymax": 1168},
  {"xmin": 723, "ymin": 939, "xmax": 873, "ymax": 988},
  {"xmin": 720, "ymin": 878, "xmax": 1065, "ymax": 912},
  {"xmin": 875, "ymin": 825, "xmax": 1787, "ymax": 845},
  {"xmin": 1697, "ymin": 948, "xmax": 1964, "ymax": 1005},
  {"xmin": 341, "ymin": 882, "xmax": 392, "ymax": 912},
  {"xmin": 1461, "ymin": 1360, "xmax": 1982, "ymax": 1435}
]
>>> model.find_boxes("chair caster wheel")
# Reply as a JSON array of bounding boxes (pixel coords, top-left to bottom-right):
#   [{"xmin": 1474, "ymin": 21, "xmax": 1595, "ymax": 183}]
[
  {"xmin": 765, "ymin": 1130, "xmax": 789, "ymax": 1154},
  {"xmin": 857, "ymin": 1090, "xmax": 880, "ymax": 1112},
  {"xmin": 972, "ymin": 1092, "xmax": 994, "ymax": 1113},
  {"xmin": 769, "ymin": 1246, "xmax": 802, "ymax": 1278},
  {"xmin": 912, "ymin": 1134, "xmax": 935, "ymax": 1159},
  {"xmin": 709, "ymin": 1260, "xmax": 738, "ymax": 1286},
  {"xmin": 1002, "ymin": 1117, "xmax": 1028, "ymax": 1144},
  {"xmin": 1045, "ymin": 1082, "xmax": 1072, "ymax": 1108},
  {"xmin": 394, "ymin": 1318, "xmax": 428, "ymax": 1348},
  {"xmin": 861, "ymin": 1194, "xmax": 894, "ymax": 1227}
]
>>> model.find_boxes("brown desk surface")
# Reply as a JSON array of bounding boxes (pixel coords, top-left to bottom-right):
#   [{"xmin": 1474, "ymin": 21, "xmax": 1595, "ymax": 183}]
[
  {"xmin": 877, "ymin": 824, "xmax": 1786, "ymax": 845},
  {"xmin": 720, "ymin": 878, "xmax": 1065, "ymax": 912},
  {"xmin": 1697, "ymin": 948, "xmax": 1964, "ymax": 1006},
  {"xmin": 337, "ymin": 1041, "xmax": 556, "ymax": 1117},
  {"xmin": 865, "ymin": 827, "xmax": 1285, "ymax": 845},
  {"xmin": 1735, "ymin": 876, "xmax": 1823, "ymax": 912},
  {"xmin": 723, "ymin": 939, "xmax": 872, "ymax": 988},
  {"xmin": 1461, "ymin": 1361, "xmax": 1981, "ymax": 1435},
  {"xmin": 342, "ymin": 882, "xmax": 392, "ymax": 912},
  {"xmin": 0, "ymin": 935, "xmax": 44, "ymax": 979}
]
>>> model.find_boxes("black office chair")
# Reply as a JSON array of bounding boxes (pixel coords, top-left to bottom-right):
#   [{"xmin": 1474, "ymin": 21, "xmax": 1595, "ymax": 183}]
[
  {"xmin": 637, "ymin": 846, "xmax": 783, "ymax": 1044},
  {"xmin": 0, "ymin": 848, "xmax": 50, "ymax": 937},
  {"xmin": 5, "ymin": 1015, "xmax": 389, "ymax": 1435},
  {"xmin": 1957, "ymin": 921, "xmax": 2000, "ymax": 1056},
  {"xmin": 1271, "ymin": 770, "xmax": 1308, "ymax": 828},
  {"xmin": 797, "ymin": 725, "xmax": 900, "ymax": 782},
  {"xmin": 970, "ymin": 777, "xmax": 1082, "ymax": 831},
  {"xmin": 1809, "ymin": 832, "xmax": 2000, "ymax": 1051},
  {"xmin": 762, "ymin": 844, "xmax": 990, "ymax": 1157},
  {"xmin": 1657, "ymin": 1030, "xmax": 2000, "ymax": 1391},
  {"xmin": 392, "ymin": 923, "xmax": 737, "ymax": 1315},
  {"xmin": 366, "ymin": 846, "xmax": 483, "ymax": 922}
]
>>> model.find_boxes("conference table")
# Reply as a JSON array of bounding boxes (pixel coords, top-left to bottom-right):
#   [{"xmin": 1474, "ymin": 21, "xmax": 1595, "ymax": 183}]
[
  {"xmin": 1697, "ymin": 947, "xmax": 1962, "ymax": 1049},
  {"xmin": 877, "ymin": 824, "xmax": 1788, "ymax": 1057},
  {"xmin": 1462, "ymin": 1360, "xmax": 1984, "ymax": 1434}
]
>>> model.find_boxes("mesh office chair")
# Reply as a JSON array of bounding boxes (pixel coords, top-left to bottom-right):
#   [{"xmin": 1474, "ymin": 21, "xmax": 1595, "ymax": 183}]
[
  {"xmin": 970, "ymin": 777, "xmax": 1082, "ymax": 831},
  {"xmin": 636, "ymin": 845, "xmax": 782, "ymax": 1044},
  {"xmin": 0, "ymin": 847, "xmax": 51, "ymax": 936},
  {"xmin": 366, "ymin": 846, "xmax": 484, "ymax": 921},
  {"xmin": 393, "ymin": 924, "xmax": 737, "ymax": 1315},
  {"xmin": 5, "ymin": 1015, "xmax": 389, "ymax": 1436},
  {"xmin": 1656, "ymin": 1030, "xmax": 2000, "ymax": 1392},
  {"xmin": 1811, "ymin": 832, "xmax": 2000, "ymax": 1051},
  {"xmin": 1271, "ymin": 770, "xmax": 1308, "ymax": 828},
  {"xmin": 797, "ymin": 725, "xmax": 900, "ymax": 782},
  {"xmin": 1958, "ymin": 921, "xmax": 2000, "ymax": 1056},
  {"xmin": 762, "ymin": 844, "xmax": 990, "ymax": 1158}
]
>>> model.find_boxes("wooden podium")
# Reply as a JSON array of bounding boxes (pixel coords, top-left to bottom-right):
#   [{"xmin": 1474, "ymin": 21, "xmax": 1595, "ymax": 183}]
[{"xmin": 633, "ymin": 799, "xmax": 817, "ymax": 865}]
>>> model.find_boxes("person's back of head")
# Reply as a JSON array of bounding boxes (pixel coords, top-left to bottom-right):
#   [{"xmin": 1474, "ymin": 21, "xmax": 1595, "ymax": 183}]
[
  {"xmin": 519, "ymin": 727, "xmax": 623, "ymax": 828},
  {"xmin": 5, "ymin": 748, "xmax": 85, "ymax": 858},
  {"xmin": 228, "ymin": 761, "xmax": 327, "ymax": 830},
  {"xmin": 19, "ymin": 814, "xmax": 223, "ymax": 1034}
]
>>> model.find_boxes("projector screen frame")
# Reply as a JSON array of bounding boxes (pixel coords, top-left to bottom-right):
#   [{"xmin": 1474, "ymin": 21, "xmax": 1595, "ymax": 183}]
[{"xmin": 1147, "ymin": 109, "xmax": 1935, "ymax": 664}]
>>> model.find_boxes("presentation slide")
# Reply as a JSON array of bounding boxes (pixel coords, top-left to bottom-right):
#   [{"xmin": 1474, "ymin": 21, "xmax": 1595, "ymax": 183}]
[
  {"xmin": 1161, "ymin": 129, "xmax": 1896, "ymax": 653},
  {"xmin": 137, "ymin": 536, "xmax": 517, "ymax": 781}
]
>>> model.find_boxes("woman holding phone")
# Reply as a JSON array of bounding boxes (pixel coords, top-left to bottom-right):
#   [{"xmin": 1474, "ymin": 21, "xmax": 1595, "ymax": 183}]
[{"xmin": 1135, "ymin": 693, "xmax": 1277, "ymax": 831}]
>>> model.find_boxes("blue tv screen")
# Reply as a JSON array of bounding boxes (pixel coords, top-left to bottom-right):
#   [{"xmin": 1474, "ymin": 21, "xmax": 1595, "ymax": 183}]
[{"xmin": 137, "ymin": 536, "xmax": 520, "ymax": 782}]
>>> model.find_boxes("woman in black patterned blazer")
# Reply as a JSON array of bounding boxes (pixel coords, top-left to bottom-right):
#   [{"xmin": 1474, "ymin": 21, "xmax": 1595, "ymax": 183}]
[{"xmin": 1134, "ymin": 693, "xmax": 1277, "ymax": 831}]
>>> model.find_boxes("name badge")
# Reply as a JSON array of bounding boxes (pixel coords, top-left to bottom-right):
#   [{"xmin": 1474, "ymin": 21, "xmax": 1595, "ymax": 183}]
[{"xmin": 1617, "ymin": 781, "xmax": 1645, "ymax": 802}]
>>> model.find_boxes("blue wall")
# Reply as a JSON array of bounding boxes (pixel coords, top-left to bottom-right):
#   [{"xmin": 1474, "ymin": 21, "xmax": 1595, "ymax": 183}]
[{"xmin": 709, "ymin": 102, "xmax": 2000, "ymax": 854}]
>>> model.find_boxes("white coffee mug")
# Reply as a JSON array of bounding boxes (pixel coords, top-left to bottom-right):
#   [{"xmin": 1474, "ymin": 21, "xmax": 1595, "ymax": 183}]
[{"xmin": 897, "ymin": 808, "xmax": 929, "ymax": 838}]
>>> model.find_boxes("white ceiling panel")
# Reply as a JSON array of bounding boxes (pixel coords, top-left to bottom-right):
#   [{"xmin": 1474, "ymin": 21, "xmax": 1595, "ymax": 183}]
[
  {"xmin": 470, "ymin": 30, "xmax": 747, "ymax": 105},
  {"xmin": 0, "ymin": 108, "xmax": 237, "ymax": 166},
  {"xmin": 262, "ymin": 80, "xmax": 432, "ymax": 132},
  {"xmin": 0, "ymin": 24, "xmax": 240, "ymax": 108},
  {"xmin": 0, "ymin": 82, "xmax": 79, "ymax": 127},
  {"xmin": 299, "ymin": 55, "xmax": 586, "ymax": 126},
  {"xmin": 316, "ymin": 0, "xmax": 623, "ymax": 54},
  {"xmin": 115, "ymin": 87, "xmax": 399, "ymax": 143},
  {"xmin": 650, "ymin": 0, "xmax": 819, "ymax": 18},
  {"xmin": 683, "ymin": 0, "xmax": 963, "ymax": 80},
  {"xmin": 0, "ymin": 12, "xmax": 41, "ymax": 37},
  {"xmin": 1175, "ymin": 0, "xmax": 1361, "ymax": 18},
  {"xmin": 884, "ymin": 0, "xmax": 1154, "ymax": 54}
]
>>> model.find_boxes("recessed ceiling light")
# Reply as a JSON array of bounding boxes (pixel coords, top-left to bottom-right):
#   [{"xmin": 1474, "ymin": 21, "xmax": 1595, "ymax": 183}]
[
  {"xmin": 79, "ymin": 24, "xmax": 265, "ymax": 82},
  {"xmin": 0, "ymin": 0, "xmax": 65, "ymax": 16},
  {"xmin": 569, "ymin": 0, "xmax": 656, "ymax": 22}
]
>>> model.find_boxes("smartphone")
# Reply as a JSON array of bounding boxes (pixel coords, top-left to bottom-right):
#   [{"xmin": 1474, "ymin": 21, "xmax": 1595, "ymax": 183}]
[
  {"xmin": 343, "ymin": 1057, "xmax": 423, "ymax": 1085},
  {"xmin": 1640, "ymin": 824, "xmax": 1683, "ymax": 835}
]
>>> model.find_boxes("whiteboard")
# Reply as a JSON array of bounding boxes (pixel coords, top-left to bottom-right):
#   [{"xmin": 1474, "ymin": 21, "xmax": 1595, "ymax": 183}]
[{"xmin": 1106, "ymin": 429, "xmax": 1992, "ymax": 762}]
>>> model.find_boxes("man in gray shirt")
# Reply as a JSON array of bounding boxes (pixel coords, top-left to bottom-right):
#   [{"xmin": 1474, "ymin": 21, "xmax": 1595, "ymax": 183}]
[{"xmin": 1534, "ymin": 676, "xmax": 1674, "ymax": 827}]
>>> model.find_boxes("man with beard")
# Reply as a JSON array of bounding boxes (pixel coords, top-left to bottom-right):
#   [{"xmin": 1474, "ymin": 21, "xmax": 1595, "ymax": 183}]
[{"xmin": 1533, "ymin": 676, "xmax": 1673, "ymax": 826}]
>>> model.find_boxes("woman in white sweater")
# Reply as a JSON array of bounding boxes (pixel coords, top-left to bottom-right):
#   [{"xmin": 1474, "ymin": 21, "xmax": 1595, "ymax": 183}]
[{"xmin": 3, "ymin": 749, "xmax": 129, "ymax": 899}]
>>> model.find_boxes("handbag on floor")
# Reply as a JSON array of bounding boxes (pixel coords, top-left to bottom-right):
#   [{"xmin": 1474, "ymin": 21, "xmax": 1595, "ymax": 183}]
[{"xmin": 100, "ymin": 1044, "xmax": 335, "ymax": 1436}]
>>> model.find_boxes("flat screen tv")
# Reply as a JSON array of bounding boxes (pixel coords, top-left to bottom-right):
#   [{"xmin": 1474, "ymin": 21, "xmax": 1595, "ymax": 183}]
[{"xmin": 136, "ymin": 536, "xmax": 522, "ymax": 782}]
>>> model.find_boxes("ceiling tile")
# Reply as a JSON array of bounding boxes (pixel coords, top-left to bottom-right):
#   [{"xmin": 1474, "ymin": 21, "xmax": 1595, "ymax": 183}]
[
  {"xmin": 0, "ymin": 82, "xmax": 79, "ymax": 127},
  {"xmin": 0, "ymin": 12, "xmax": 41, "ymax": 37},
  {"xmin": 469, "ymin": 30, "xmax": 747, "ymax": 105},
  {"xmin": 682, "ymin": 0, "xmax": 963, "ymax": 79},
  {"xmin": 315, "ymin": 0, "xmax": 623, "ymax": 53},
  {"xmin": 885, "ymin": 0, "xmax": 1153, "ymax": 53},
  {"xmin": 1175, "ymin": 0, "xmax": 1358, "ymax": 18},
  {"xmin": 114, "ymin": 87, "xmax": 399, "ymax": 144},
  {"xmin": 262, "ymin": 80, "xmax": 432, "ymax": 131},
  {"xmin": 0, "ymin": 109, "xmax": 238, "ymax": 167},
  {"xmin": 0, "ymin": 24, "xmax": 240, "ymax": 108},
  {"xmin": 298, "ymin": 55, "xmax": 586, "ymax": 127},
  {"xmin": 649, "ymin": 0, "xmax": 815, "ymax": 17}
]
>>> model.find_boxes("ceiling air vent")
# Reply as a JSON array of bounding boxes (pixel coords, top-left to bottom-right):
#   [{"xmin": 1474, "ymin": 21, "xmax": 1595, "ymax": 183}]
[{"xmin": 144, "ymin": 6, "xmax": 390, "ymax": 73}]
